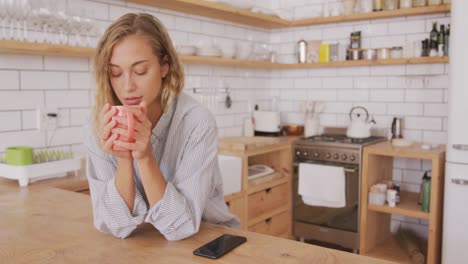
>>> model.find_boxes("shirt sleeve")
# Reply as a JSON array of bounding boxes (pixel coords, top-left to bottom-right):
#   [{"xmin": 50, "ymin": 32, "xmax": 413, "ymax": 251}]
[
  {"xmin": 144, "ymin": 124, "xmax": 218, "ymax": 241},
  {"xmin": 84, "ymin": 125, "xmax": 148, "ymax": 239}
]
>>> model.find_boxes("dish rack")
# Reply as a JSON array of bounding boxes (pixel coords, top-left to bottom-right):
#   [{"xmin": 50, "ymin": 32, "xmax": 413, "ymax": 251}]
[{"xmin": 0, "ymin": 157, "xmax": 82, "ymax": 187}]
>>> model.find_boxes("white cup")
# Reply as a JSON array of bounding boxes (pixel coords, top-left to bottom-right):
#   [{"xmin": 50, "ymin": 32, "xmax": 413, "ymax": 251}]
[{"xmin": 387, "ymin": 189, "xmax": 397, "ymax": 208}]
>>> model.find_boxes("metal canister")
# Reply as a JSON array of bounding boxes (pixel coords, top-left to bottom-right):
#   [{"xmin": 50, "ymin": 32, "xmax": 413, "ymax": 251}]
[{"xmin": 297, "ymin": 39, "xmax": 307, "ymax": 63}]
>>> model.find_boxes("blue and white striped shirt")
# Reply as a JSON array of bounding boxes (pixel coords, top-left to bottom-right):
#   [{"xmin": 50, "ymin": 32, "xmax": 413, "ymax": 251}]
[{"xmin": 84, "ymin": 93, "xmax": 240, "ymax": 241}]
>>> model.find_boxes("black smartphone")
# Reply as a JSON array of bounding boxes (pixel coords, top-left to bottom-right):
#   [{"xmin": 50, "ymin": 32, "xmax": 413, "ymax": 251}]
[{"xmin": 193, "ymin": 234, "xmax": 247, "ymax": 259}]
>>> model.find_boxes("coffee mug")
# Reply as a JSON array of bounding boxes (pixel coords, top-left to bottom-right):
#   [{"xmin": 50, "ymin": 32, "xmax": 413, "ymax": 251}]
[{"xmin": 110, "ymin": 106, "xmax": 138, "ymax": 151}]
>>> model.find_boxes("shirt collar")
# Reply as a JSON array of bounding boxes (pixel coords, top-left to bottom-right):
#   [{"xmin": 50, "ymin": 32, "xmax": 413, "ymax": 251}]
[{"xmin": 152, "ymin": 97, "xmax": 177, "ymax": 141}]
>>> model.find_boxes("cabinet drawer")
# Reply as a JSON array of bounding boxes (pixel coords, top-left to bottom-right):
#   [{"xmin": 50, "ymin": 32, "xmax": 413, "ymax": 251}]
[
  {"xmin": 248, "ymin": 211, "xmax": 291, "ymax": 237},
  {"xmin": 225, "ymin": 196, "xmax": 244, "ymax": 226},
  {"xmin": 248, "ymin": 183, "xmax": 289, "ymax": 220}
]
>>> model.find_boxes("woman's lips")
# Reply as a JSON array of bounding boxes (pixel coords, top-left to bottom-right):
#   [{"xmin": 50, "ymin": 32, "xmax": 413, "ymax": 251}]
[{"xmin": 125, "ymin": 97, "xmax": 142, "ymax": 105}]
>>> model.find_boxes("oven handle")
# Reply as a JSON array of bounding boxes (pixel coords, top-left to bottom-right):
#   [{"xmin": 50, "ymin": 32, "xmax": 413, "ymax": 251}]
[{"xmin": 293, "ymin": 162, "xmax": 357, "ymax": 173}]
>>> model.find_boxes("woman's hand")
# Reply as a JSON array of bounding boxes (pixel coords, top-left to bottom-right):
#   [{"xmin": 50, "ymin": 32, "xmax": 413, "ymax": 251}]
[
  {"xmin": 98, "ymin": 103, "xmax": 133, "ymax": 160},
  {"xmin": 112, "ymin": 102, "xmax": 153, "ymax": 161}
]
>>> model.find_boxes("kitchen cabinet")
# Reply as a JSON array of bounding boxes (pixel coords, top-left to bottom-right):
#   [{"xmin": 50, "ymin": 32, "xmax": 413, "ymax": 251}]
[
  {"xmin": 359, "ymin": 141, "xmax": 445, "ymax": 264},
  {"xmin": 127, "ymin": 0, "xmax": 450, "ymax": 29},
  {"xmin": 0, "ymin": 40, "xmax": 449, "ymax": 69},
  {"xmin": 219, "ymin": 137, "xmax": 293, "ymax": 238}
]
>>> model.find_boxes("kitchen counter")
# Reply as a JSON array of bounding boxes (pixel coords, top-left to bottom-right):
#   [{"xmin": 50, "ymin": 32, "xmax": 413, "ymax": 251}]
[{"xmin": 0, "ymin": 184, "xmax": 393, "ymax": 264}]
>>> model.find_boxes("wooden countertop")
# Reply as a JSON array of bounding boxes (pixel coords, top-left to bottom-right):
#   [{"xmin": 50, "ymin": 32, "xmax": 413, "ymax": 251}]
[
  {"xmin": 219, "ymin": 136, "xmax": 298, "ymax": 156},
  {"xmin": 364, "ymin": 141, "xmax": 446, "ymax": 160},
  {"xmin": 0, "ymin": 185, "xmax": 393, "ymax": 264}
]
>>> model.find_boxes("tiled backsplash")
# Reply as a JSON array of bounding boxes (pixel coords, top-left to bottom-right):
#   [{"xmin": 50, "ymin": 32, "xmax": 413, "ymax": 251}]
[{"xmin": 0, "ymin": 0, "xmax": 450, "ymax": 239}]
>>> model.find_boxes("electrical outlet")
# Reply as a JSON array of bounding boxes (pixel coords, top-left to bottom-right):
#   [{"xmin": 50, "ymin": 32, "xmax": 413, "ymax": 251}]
[{"xmin": 37, "ymin": 108, "xmax": 59, "ymax": 131}]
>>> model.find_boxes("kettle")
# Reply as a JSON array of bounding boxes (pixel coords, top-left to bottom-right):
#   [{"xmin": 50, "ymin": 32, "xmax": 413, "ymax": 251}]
[{"xmin": 346, "ymin": 106, "xmax": 376, "ymax": 138}]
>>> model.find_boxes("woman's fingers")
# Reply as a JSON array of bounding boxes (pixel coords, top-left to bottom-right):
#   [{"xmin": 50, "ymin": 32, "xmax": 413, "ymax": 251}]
[
  {"xmin": 103, "ymin": 133, "xmax": 118, "ymax": 151},
  {"xmin": 113, "ymin": 139, "xmax": 136, "ymax": 151},
  {"xmin": 101, "ymin": 119, "xmax": 117, "ymax": 141}
]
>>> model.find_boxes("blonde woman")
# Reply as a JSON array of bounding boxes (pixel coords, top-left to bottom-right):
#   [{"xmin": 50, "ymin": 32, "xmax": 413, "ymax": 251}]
[{"xmin": 84, "ymin": 13, "xmax": 239, "ymax": 241}]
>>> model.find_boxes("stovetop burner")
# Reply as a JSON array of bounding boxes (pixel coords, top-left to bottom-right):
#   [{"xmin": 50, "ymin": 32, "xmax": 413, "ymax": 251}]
[{"xmin": 304, "ymin": 134, "xmax": 385, "ymax": 145}]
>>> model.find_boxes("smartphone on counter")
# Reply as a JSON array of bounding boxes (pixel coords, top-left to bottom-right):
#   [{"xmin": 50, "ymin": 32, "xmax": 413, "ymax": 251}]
[{"xmin": 193, "ymin": 234, "xmax": 247, "ymax": 259}]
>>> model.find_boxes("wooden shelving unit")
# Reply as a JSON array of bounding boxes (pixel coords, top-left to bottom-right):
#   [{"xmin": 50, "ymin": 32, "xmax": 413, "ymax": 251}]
[
  {"xmin": 0, "ymin": 40, "xmax": 449, "ymax": 69},
  {"xmin": 360, "ymin": 141, "xmax": 446, "ymax": 264},
  {"xmin": 219, "ymin": 137, "xmax": 293, "ymax": 238},
  {"xmin": 128, "ymin": 0, "xmax": 450, "ymax": 29}
]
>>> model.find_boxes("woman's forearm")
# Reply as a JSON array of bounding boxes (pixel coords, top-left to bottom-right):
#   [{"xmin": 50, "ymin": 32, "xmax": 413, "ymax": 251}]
[
  {"xmin": 137, "ymin": 156, "xmax": 167, "ymax": 208},
  {"xmin": 115, "ymin": 158, "xmax": 136, "ymax": 212}
]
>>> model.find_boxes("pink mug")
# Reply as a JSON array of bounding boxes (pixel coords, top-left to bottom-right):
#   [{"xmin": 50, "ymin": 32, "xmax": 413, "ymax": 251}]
[{"xmin": 110, "ymin": 106, "xmax": 138, "ymax": 151}]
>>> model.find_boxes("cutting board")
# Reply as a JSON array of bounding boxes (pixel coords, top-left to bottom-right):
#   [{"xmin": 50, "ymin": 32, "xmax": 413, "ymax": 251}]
[{"xmin": 218, "ymin": 137, "xmax": 286, "ymax": 152}]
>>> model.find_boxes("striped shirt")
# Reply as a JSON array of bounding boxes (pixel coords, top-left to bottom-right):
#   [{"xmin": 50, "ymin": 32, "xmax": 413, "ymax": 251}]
[{"xmin": 84, "ymin": 93, "xmax": 240, "ymax": 241}]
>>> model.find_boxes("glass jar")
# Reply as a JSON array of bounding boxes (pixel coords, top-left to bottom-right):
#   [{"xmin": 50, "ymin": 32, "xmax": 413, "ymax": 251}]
[
  {"xmin": 412, "ymin": 0, "xmax": 427, "ymax": 7},
  {"xmin": 400, "ymin": 0, "xmax": 412, "ymax": 8},
  {"xmin": 428, "ymin": 0, "xmax": 442, "ymax": 5},
  {"xmin": 383, "ymin": 0, "xmax": 398, "ymax": 10},
  {"xmin": 390, "ymin": 46, "xmax": 403, "ymax": 59},
  {"xmin": 359, "ymin": 0, "xmax": 373, "ymax": 13}
]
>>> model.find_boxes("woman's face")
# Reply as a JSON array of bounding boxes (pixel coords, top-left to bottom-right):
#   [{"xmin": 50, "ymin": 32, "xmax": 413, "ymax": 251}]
[{"xmin": 109, "ymin": 34, "xmax": 168, "ymax": 108}]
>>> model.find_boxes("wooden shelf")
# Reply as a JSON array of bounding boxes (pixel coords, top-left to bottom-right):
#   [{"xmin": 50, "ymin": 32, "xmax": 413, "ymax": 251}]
[
  {"xmin": 128, "ymin": 0, "xmax": 288, "ymax": 29},
  {"xmin": 0, "ymin": 41, "xmax": 449, "ymax": 69},
  {"xmin": 128, "ymin": 0, "xmax": 450, "ymax": 29},
  {"xmin": 292, "ymin": 5, "xmax": 451, "ymax": 27},
  {"xmin": 364, "ymin": 236, "xmax": 414, "ymax": 264},
  {"xmin": 368, "ymin": 191, "xmax": 429, "ymax": 220},
  {"xmin": 0, "ymin": 40, "xmax": 94, "ymax": 57}
]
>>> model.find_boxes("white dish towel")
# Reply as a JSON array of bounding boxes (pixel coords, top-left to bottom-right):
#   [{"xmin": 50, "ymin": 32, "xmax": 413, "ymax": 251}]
[{"xmin": 298, "ymin": 163, "xmax": 346, "ymax": 208}]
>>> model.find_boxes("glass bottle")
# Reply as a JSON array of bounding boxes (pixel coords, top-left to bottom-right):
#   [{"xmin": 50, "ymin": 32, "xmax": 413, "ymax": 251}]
[
  {"xmin": 438, "ymin": 24, "xmax": 445, "ymax": 57},
  {"xmin": 444, "ymin": 24, "xmax": 450, "ymax": 56},
  {"xmin": 430, "ymin": 21, "xmax": 438, "ymax": 48}
]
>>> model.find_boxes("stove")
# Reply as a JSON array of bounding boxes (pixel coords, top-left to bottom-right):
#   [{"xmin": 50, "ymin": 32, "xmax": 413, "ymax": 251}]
[{"xmin": 292, "ymin": 134, "xmax": 385, "ymax": 252}]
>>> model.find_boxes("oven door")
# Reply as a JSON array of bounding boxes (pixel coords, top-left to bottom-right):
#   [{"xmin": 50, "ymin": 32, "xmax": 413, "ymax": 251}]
[{"xmin": 292, "ymin": 161, "xmax": 359, "ymax": 233}]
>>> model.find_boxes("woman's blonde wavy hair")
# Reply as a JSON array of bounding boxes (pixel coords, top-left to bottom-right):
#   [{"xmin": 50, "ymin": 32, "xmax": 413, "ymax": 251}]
[{"xmin": 92, "ymin": 13, "xmax": 184, "ymax": 129}]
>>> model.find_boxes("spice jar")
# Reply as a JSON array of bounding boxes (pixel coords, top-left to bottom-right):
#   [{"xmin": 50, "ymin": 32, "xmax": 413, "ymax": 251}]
[
  {"xmin": 383, "ymin": 0, "xmax": 398, "ymax": 10},
  {"xmin": 428, "ymin": 0, "xmax": 442, "ymax": 5},
  {"xmin": 390, "ymin": 46, "xmax": 403, "ymax": 59},
  {"xmin": 377, "ymin": 48, "xmax": 390, "ymax": 60},
  {"xmin": 400, "ymin": 0, "xmax": 412, "ymax": 8},
  {"xmin": 412, "ymin": 0, "xmax": 427, "ymax": 7}
]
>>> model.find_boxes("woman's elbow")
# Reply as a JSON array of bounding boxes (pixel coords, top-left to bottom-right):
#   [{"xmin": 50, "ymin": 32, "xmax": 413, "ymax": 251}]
[{"xmin": 93, "ymin": 216, "xmax": 135, "ymax": 239}]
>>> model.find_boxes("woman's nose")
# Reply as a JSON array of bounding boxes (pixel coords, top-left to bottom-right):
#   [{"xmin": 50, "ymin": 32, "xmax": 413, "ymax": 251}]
[{"xmin": 124, "ymin": 74, "xmax": 136, "ymax": 92}]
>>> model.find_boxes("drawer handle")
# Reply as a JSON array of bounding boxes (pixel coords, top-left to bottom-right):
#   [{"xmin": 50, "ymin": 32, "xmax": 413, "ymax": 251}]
[
  {"xmin": 265, "ymin": 217, "xmax": 272, "ymax": 224},
  {"xmin": 226, "ymin": 201, "xmax": 231, "ymax": 207},
  {"xmin": 265, "ymin": 188, "xmax": 272, "ymax": 193}
]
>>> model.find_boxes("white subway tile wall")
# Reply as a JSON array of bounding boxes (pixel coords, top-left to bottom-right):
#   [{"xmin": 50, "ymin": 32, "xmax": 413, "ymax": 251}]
[{"xmin": 0, "ymin": 0, "xmax": 450, "ymax": 239}]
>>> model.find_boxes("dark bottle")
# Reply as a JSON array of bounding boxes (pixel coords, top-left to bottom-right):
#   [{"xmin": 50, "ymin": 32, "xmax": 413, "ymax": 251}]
[
  {"xmin": 422, "ymin": 39, "xmax": 429, "ymax": 57},
  {"xmin": 430, "ymin": 21, "xmax": 439, "ymax": 48},
  {"xmin": 444, "ymin": 24, "xmax": 450, "ymax": 56},
  {"xmin": 438, "ymin": 25, "xmax": 445, "ymax": 57}
]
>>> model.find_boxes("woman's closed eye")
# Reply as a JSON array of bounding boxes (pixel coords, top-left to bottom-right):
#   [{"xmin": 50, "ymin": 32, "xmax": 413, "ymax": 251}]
[{"xmin": 135, "ymin": 70, "xmax": 147, "ymax": 76}]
